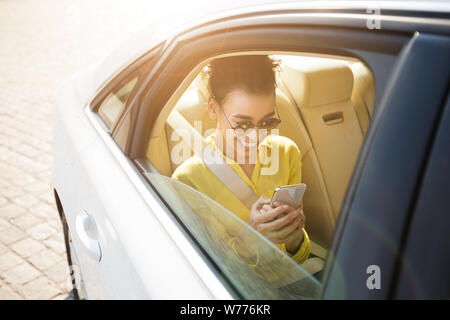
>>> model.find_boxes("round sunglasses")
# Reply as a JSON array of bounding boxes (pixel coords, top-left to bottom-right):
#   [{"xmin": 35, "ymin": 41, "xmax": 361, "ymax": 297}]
[{"xmin": 219, "ymin": 105, "xmax": 282, "ymax": 136}]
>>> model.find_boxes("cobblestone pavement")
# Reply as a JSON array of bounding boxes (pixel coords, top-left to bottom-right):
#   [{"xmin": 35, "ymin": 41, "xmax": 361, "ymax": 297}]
[{"xmin": 0, "ymin": 0, "xmax": 166, "ymax": 299}]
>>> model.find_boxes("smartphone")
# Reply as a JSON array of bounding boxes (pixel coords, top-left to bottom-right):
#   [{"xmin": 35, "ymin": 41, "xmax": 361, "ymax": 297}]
[{"xmin": 270, "ymin": 183, "xmax": 306, "ymax": 209}]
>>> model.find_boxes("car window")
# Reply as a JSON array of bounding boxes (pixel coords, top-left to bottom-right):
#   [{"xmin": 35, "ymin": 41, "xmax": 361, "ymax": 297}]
[
  {"xmin": 148, "ymin": 53, "xmax": 375, "ymax": 248},
  {"xmin": 143, "ymin": 172, "xmax": 322, "ymax": 299},
  {"xmin": 143, "ymin": 52, "xmax": 377, "ymax": 299},
  {"xmin": 97, "ymin": 76, "xmax": 138, "ymax": 129}
]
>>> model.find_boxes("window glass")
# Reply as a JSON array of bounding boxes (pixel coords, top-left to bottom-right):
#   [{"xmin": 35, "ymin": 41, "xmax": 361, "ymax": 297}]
[
  {"xmin": 149, "ymin": 53, "xmax": 375, "ymax": 247},
  {"xmin": 144, "ymin": 52, "xmax": 376, "ymax": 298},
  {"xmin": 144, "ymin": 172, "xmax": 322, "ymax": 299},
  {"xmin": 98, "ymin": 76, "xmax": 138, "ymax": 129}
]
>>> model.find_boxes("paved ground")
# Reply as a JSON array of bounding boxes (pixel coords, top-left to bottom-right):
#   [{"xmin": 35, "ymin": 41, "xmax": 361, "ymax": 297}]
[{"xmin": 0, "ymin": 0, "xmax": 163, "ymax": 299}]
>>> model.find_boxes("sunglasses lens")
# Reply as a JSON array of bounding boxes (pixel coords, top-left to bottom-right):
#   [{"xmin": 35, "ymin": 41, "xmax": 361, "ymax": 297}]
[
  {"xmin": 235, "ymin": 121, "xmax": 253, "ymax": 131},
  {"xmin": 260, "ymin": 118, "xmax": 281, "ymax": 129}
]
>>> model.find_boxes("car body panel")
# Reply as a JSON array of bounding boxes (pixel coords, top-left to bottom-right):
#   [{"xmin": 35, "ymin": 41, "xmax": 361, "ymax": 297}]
[
  {"xmin": 394, "ymin": 93, "xmax": 450, "ymax": 299},
  {"xmin": 323, "ymin": 32, "xmax": 450, "ymax": 299}
]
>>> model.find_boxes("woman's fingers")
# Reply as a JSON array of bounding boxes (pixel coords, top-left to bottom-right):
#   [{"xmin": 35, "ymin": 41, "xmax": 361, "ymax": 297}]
[
  {"xmin": 259, "ymin": 209, "xmax": 298, "ymax": 232},
  {"xmin": 256, "ymin": 204, "xmax": 292, "ymax": 223},
  {"xmin": 251, "ymin": 197, "xmax": 306, "ymax": 245},
  {"xmin": 272, "ymin": 201, "xmax": 295, "ymax": 211},
  {"xmin": 252, "ymin": 196, "xmax": 271, "ymax": 211},
  {"xmin": 269, "ymin": 217, "xmax": 302, "ymax": 243}
]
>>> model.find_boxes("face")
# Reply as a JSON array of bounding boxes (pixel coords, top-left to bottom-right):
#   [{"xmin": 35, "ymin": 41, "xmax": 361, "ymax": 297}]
[{"xmin": 208, "ymin": 88, "xmax": 277, "ymax": 162}]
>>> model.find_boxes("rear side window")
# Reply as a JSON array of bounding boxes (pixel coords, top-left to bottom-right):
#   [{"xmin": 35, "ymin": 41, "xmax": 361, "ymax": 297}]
[
  {"xmin": 97, "ymin": 76, "xmax": 139, "ymax": 129},
  {"xmin": 143, "ymin": 52, "xmax": 377, "ymax": 299}
]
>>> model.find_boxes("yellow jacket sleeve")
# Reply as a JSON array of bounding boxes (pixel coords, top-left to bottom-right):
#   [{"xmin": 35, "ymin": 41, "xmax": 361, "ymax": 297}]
[{"xmin": 282, "ymin": 228, "xmax": 310, "ymax": 265}]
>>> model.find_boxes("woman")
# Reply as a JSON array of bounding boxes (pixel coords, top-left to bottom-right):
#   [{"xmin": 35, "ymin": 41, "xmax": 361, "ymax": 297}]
[{"xmin": 172, "ymin": 55, "xmax": 310, "ymax": 266}]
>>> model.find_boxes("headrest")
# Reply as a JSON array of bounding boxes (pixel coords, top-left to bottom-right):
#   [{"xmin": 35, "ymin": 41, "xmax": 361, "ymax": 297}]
[
  {"xmin": 174, "ymin": 88, "xmax": 217, "ymax": 132},
  {"xmin": 279, "ymin": 56, "xmax": 354, "ymax": 108}
]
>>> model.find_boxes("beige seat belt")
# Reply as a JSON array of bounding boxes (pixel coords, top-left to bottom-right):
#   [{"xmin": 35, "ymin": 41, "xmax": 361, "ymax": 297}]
[
  {"xmin": 202, "ymin": 145, "xmax": 260, "ymax": 209},
  {"xmin": 167, "ymin": 110, "xmax": 260, "ymax": 209}
]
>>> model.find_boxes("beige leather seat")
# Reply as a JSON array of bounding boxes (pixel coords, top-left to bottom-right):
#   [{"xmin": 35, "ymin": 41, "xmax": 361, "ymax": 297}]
[
  {"xmin": 279, "ymin": 57, "xmax": 364, "ymax": 224},
  {"xmin": 349, "ymin": 61, "xmax": 375, "ymax": 134},
  {"xmin": 274, "ymin": 89, "xmax": 335, "ymax": 247}
]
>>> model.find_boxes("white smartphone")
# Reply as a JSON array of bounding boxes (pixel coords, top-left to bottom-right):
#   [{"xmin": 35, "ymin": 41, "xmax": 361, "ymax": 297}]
[{"xmin": 270, "ymin": 183, "xmax": 307, "ymax": 209}]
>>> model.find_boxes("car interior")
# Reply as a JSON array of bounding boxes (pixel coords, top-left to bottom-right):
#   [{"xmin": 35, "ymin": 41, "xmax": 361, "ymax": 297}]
[{"xmin": 145, "ymin": 52, "xmax": 375, "ymax": 260}]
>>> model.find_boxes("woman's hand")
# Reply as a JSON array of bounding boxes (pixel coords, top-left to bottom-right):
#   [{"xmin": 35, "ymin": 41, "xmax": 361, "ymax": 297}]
[
  {"xmin": 281, "ymin": 203, "xmax": 305, "ymax": 255},
  {"xmin": 234, "ymin": 197, "xmax": 306, "ymax": 261},
  {"xmin": 247, "ymin": 196, "xmax": 304, "ymax": 244}
]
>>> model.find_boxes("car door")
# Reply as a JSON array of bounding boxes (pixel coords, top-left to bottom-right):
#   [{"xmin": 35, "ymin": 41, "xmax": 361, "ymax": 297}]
[
  {"xmin": 323, "ymin": 32, "xmax": 450, "ymax": 299},
  {"xmin": 393, "ymin": 91, "xmax": 450, "ymax": 299},
  {"xmin": 126, "ymin": 8, "xmax": 421, "ymax": 299},
  {"xmin": 56, "ymin": 39, "xmax": 242, "ymax": 298},
  {"xmin": 54, "ymin": 61, "xmax": 149, "ymax": 298}
]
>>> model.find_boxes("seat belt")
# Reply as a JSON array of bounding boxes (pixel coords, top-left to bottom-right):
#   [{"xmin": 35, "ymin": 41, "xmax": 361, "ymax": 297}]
[
  {"xmin": 167, "ymin": 110, "xmax": 259, "ymax": 209},
  {"xmin": 202, "ymin": 145, "xmax": 259, "ymax": 209}
]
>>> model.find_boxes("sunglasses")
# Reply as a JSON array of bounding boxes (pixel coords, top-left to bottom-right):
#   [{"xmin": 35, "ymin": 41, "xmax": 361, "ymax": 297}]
[{"xmin": 220, "ymin": 105, "xmax": 282, "ymax": 136}]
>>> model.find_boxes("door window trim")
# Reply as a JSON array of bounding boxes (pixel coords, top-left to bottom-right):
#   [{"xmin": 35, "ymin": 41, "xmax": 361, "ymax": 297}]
[
  {"xmin": 133, "ymin": 25, "xmax": 409, "ymax": 159},
  {"xmin": 324, "ymin": 32, "xmax": 450, "ymax": 299},
  {"xmin": 88, "ymin": 44, "xmax": 163, "ymax": 128},
  {"xmin": 131, "ymin": 24, "xmax": 411, "ymax": 299}
]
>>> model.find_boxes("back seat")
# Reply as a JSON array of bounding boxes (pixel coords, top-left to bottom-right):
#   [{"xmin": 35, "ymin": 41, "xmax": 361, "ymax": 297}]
[
  {"xmin": 349, "ymin": 61, "xmax": 375, "ymax": 134},
  {"xmin": 278, "ymin": 56, "xmax": 364, "ymax": 222}
]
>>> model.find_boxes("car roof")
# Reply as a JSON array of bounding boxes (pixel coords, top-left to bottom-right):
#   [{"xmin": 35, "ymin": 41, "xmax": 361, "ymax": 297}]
[{"xmin": 94, "ymin": 0, "xmax": 450, "ymax": 89}]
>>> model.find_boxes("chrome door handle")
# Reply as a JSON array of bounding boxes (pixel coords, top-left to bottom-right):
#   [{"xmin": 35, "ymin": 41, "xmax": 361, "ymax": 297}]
[{"xmin": 75, "ymin": 210, "xmax": 102, "ymax": 262}]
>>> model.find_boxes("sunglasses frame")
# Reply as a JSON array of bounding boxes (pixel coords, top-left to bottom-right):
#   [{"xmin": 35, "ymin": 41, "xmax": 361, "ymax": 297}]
[{"xmin": 218, "ymin": 103, "xmax": 282, "ymax": 135}]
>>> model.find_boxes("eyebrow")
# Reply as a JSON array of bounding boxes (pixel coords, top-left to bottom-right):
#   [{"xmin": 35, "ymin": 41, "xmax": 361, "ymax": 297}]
[{"xmin": 232, "ymin": 111, "xmax": 275, "ymax": 121}]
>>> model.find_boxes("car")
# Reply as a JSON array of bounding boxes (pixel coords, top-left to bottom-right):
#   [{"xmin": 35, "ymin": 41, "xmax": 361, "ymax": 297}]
[{"xmin": 52, "ymin": 0, "xmax": 450, "ymax": 299}]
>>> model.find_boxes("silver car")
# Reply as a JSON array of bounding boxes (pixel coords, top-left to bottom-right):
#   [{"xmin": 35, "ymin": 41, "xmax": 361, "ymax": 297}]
[{"xmin": 53, "ymin": 0, "xmax": 450, "ymax": 299}]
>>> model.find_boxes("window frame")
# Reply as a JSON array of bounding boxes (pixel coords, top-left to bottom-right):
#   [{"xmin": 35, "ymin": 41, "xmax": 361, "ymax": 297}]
[
  {"xmin": 90, "ymin": 44, "xmax": 163, "ymax": 135},
  {"xmin": 133, "ymin": 26, "xmax": 409, "ymax": 159},
  {"xmin": 393, "ymin": 91, "xmax": 450, "ymax": 299},
  {"xmin": 323, "ymin": 32, "xmax": 450, "ymax": 299},
  {"xmin": 96, "ymin": 74, "xmax": 140, "ymax": 130},
  {"xmin": 90, "ymin": 8, "xmax": 450, "ymax": 299},
  {"xmin": 128, "ymin": 18, "xmax": 413, "ymax": 299}
]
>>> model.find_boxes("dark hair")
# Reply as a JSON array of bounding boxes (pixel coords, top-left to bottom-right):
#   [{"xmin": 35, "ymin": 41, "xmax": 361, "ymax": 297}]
[{"xmin": 205, "ymin": 55, "xmax": 280, "ymax": 105}]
